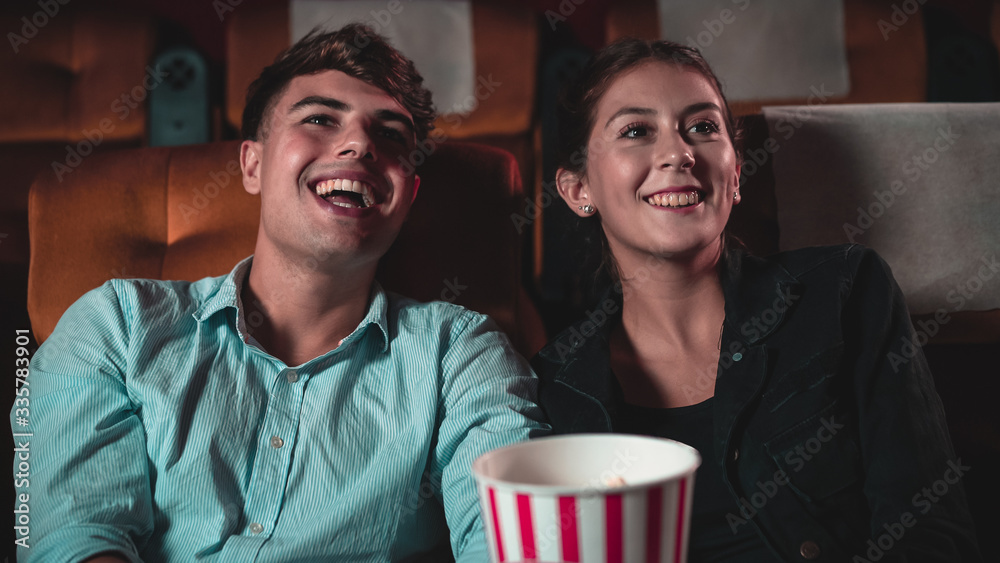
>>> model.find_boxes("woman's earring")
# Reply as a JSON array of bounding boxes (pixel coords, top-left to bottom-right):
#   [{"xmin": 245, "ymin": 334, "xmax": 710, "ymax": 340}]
[
  {"xmin": 579, "ymin": 204, "xmax": 595, "ymax": 214},
  {"xmin": 733, "ymin": 190, "xmax": 739, "ymax": 202}
]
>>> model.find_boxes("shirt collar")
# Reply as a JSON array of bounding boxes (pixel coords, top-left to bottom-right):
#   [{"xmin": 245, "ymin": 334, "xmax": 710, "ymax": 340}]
[{"xmin": 193, "ymin": 256, "xmax": 390, "ymax": 353}]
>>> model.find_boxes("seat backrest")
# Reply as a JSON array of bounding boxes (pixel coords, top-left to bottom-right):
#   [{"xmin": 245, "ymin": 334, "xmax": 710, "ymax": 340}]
[
  {"xmin": 27, "ymin": 140, "xmax": 546, "ymax": 355},
  {"xmin": 0, "ymin": 4, "xmax": 155, "ymax": 143},
  {"xmin": 761, "ymin": 102, "xmax": 1000, "ymax": 343}
]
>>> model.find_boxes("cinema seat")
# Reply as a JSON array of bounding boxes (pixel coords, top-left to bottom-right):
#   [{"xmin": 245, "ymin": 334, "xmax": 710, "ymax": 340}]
[
  {"xmin": 0, "ymin": 3, "xmax": 154, "ymax": 299},
  {"xmin": 27, "ymin": 140, "xmax": 546, "ymax": 356},
  {"xmin": 605, "ymin": 0, "xmax": 928, "ymax": 115}
]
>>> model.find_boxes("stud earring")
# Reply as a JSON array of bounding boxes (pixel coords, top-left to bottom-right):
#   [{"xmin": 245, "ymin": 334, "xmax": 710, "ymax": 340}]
[
  {"xmin": 733, "ymin": 190, "xmax": 739, "ymax": 201},
  {"xmin": 578, "ymin": 204, "xmax": 595, "ymax": 214}
]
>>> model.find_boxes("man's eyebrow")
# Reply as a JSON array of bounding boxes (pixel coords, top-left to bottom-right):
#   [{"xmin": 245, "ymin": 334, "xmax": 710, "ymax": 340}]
[
  {"xmin": 289, "ymin": 96, "xmax": 349, "ymax": 113},
  {"xmin": 288, "ymin": 96, "xmax": 414, "ymax": 133},
  {"xmin": 604, "ymin": 106, "xmax": 656, "ymax": 129},
  {"xmin": 375, "ymin": 109, "xmax": 415, "ymax": 133}
]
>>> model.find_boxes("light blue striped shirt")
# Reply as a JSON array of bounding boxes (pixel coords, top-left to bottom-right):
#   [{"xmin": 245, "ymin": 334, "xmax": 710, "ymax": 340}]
[{"xmin": 14, "ymin": 257, "xmax": 547, "ymax": 562}]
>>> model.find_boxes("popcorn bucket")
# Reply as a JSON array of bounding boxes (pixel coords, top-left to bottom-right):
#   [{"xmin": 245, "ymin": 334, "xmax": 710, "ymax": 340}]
[{"xmin": 472, "ymin": 434, "xmax": 700, "ymax": 563}]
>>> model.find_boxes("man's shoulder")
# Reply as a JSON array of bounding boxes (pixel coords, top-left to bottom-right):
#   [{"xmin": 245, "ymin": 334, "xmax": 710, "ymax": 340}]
[
  {"xmin": 381, "ymin": 292, "xmax": 511, "ymax": 358},
  {"xmin": 385, "ymin": 291, "xmax": 490, "ymax": 330},
  {"xmin": 101, "ymin": 272, "xmax": 230, "ymax": 312}
]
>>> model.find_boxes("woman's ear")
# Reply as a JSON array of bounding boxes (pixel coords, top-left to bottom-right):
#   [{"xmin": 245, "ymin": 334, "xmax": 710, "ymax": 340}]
[
  {"xmin": 556, "ymin": 167, "xmax": 594, "ymax": 218},
  {"xmin": 732, "ymin": 164, "xmax": 742, "ymax": 205}
]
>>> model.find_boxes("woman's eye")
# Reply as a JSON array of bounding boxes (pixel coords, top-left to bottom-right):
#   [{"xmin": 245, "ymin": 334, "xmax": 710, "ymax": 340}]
[
  {"xmin": 689, "ymin": 120, "xmax": 720, "ymax": 135},
  {"xmin": 618, "ymin": 122, "xmax": 650, "ymax": 139}
]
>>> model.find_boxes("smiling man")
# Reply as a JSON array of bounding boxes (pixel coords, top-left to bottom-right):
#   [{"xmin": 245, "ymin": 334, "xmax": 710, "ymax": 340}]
[{"xmin": 16, "ymin": 25, "xmax": 546, "ymax": 563}]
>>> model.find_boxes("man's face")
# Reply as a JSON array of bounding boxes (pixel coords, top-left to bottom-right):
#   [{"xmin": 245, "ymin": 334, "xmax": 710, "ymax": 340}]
[{"xmin": 240, "ymin": 69, "xmax": 420, "ymax": 273}]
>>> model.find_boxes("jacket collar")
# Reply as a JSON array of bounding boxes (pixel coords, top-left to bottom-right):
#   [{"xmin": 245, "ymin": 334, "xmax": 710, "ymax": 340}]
[
  {"xmin": 720, "ymin": 251, "xmax": 802, "ymax": 345},
  {"xmin": 540, "ymin": 250, "xmax": 802, "ymax": 400}
]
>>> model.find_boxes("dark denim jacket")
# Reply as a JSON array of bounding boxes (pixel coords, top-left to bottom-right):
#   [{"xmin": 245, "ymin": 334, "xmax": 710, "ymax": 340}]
[{"xmin": 532, "ymin": 245, "xmax": 982, "ymax": 562}]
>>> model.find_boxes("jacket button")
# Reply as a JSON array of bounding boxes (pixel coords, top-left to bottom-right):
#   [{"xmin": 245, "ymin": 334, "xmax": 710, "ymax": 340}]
[
  {"xmin": 799, "ymin": 540, "xmax": 820, "ymax": 560},
  {"xmin": 732, "ymin": 448, "xmax": 740, "ymax": 461}
]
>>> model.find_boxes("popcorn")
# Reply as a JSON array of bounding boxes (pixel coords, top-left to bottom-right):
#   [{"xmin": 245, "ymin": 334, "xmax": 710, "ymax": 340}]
[{"xmin": 603, "ymin": 475, "xmax": 626, "ymax": 488}]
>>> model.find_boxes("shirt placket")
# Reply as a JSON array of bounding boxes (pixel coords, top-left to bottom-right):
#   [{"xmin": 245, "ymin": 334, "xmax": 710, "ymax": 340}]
[{"xmin": 223, "ymin": 364, "xmax": 307, "ymax": 561}]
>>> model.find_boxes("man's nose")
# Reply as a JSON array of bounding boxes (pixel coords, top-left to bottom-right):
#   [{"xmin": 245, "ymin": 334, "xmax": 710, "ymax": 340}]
[{"xmin": 334, "ymin": 123, "xmax": 376, "ymax": 161}]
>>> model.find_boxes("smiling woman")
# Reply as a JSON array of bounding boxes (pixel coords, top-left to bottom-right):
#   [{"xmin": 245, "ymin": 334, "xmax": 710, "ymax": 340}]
[{"xmin": 533, "ymin": 38, "xmax": 983, "ymax": 562}]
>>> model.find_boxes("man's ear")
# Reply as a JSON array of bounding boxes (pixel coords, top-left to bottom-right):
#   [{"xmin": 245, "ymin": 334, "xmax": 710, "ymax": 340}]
[
  {"xmin": 240, "ymin": 140, "xmax": 262, "ymax": 195},
  {"xmin": 411, "ymin": 175, "xmax": 420, "ymax": 203},
  {"xmin": 556, "ymin": 167, "xmax": 593, "ymax": 217}
]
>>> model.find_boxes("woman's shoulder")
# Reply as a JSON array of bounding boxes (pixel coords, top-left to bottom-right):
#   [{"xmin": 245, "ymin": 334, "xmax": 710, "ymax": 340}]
[{"xmin": 745, "ymin": 244, "xmax": 891, "ymax": 287}]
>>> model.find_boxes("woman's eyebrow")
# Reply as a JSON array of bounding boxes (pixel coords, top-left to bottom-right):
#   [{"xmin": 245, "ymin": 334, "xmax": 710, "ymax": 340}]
[
  {"xmin": 603, "ymin": 101, "xmax": 722, "ymax": 130},
  {"xmin": 682, "ymin": 102, "xmax": 724, "ymax": 117},
  {"xmin": 604, "ymin": 106, "xmax": 656, "ymax": 129}
]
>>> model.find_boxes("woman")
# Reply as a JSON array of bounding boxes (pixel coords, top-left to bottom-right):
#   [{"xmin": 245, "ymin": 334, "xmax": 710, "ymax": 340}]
[{"xmin": 532, "ymin": 38, "xmax": 982, "ymax": 562}]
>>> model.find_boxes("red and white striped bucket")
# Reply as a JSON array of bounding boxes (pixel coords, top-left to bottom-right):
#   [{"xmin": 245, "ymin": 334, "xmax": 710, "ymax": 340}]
[{"xmin": 473, "ymin": 434, "xmax": 700, "ymax": 563}]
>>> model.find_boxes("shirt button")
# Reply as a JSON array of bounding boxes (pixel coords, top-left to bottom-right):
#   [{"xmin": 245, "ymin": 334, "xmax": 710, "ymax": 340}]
[
  {"xmin": 799, "ymin": 540, "xmax": 821, "ymax": 560},
  {"xmin": 249, "ymin": 522, "xmax": 263, "ymax": 534},
  {"xmin": 286, "ymin": 370, "xmax": 299, "ymax": 383},
  {"xmin": 270, "ymin": 436, "xmax": 284, "ymax": 448},
  {"xmin": 733, "ymin": 352, "xmax": 743, "ymax": 361}
]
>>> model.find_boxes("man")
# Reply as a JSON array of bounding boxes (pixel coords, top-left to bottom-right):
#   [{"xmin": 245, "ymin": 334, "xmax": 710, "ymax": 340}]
[{"xmin": 15, "ymin": 24, "xmax": 546, "ymax": 562}]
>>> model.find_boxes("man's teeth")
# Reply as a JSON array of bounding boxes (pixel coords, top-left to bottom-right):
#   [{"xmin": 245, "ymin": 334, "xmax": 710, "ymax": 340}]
[
  {"xmin": 314, "ymin": 178, "xmax": 375, "ymax": 207},
  {"xmin": 648, "ymin": 191, "xmax": 701, "ymax": 208}
]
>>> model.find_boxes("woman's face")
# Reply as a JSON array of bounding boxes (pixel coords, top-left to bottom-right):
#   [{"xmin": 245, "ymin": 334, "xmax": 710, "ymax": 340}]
[{"xmin": 569, "ymin": 61, "xmax": 740, "ymax": 273}]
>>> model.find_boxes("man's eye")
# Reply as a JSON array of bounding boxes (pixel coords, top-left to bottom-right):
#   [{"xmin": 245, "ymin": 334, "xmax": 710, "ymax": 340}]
[
  {"xmin": 380, "ymin": 127, "xmax": 408, "ymax": 144},
  {"xmin": 618, "ymin": 122, "xmax": 650, "ymax": 139},
  {"xmin": 689, "ymin": 120, "xmax": 720, "ymax": 134},
  {"xmin": 303, "ymin": 115, "xmax": 334, "ymax": 126}
]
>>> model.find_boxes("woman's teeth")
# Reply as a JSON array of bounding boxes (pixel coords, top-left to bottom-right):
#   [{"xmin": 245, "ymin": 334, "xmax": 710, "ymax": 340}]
[{"xmin": 647, "ymin": 191, "xmax": 701, "ymax": 208}]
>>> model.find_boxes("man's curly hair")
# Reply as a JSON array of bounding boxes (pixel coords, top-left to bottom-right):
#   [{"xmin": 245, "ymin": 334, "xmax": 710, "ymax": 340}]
[{"xmin": 242, "ymin": 23, "xmax": 437, "ymax": 142}]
